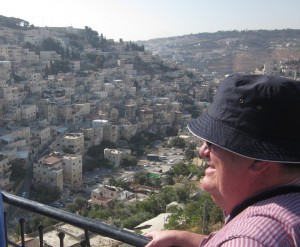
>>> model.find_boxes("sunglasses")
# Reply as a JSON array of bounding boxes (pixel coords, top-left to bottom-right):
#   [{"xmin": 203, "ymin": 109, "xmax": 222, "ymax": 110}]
[{"xmin": 205, "ymin": 141, "xmax": 213, "ymax": 149}]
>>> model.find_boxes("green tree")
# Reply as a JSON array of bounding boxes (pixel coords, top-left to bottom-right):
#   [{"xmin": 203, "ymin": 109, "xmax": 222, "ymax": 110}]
[
  {"xmin": 108, "ymin": 177, "xmax": 117, "ymax": 186},
  {"xmin": 165, "ymin": 192, "xmax": 223, "ymax": 233},
  {"xmin": 121, "ymin": 211, "xmax": 152, "ymax": 229},
  {"xmin": 171, "ymin": 137, "xmax": 186, "ymax": 148},
  {"xmin": 165, "ymin": 126, "xmax": 178, "ymax": 137},
  {"xmin": 0, "ymin": 15, "xmax": 32, "ymax": 30},
  {"xmin": 164, "ymin": 175, "xmax": 175, "ymax": 185},
  {"xmin": 134, "ymin": 171, "xmax": 150, "ymax": 185},
  {"xmin": 185, "ymin": 142, "xmax": 197, "ymax": 161},
  {"xmin": 172, "ymin": 163, "xmax": 190, "ymax": 176},
  {"xmin": 49, "ymin": 60, "xmax": 70, "ymax": 74},
  {"xmin": 31, "ymin": 183, "xmax": 61, "ymax": 204},
  {"xmin": 84, "ymin": 26, "xmax": 99, "ymax": 48},
  {"xmin": 175, "ymin": 186, "xmax": 190, "ymax": 203},
  {"xmin": 10, "ymin": 161, "xmax": 26, "ymax": 187},
  {"xmin": 73, "ymin": 197, "xmax": 87, "ymax": 215},
  {"xmin": 121, "ymin": 154, "xmax": 137, "ymax": 167},
  {"xmin": 42, "ymin": 38, "xmax": 62, "ymax": 53}
]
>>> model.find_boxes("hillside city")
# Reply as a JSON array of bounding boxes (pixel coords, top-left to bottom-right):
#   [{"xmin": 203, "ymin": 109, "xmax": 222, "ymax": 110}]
[{"xmin": 0, "ymin": 16, "xmax": 299, "ymax": 246}]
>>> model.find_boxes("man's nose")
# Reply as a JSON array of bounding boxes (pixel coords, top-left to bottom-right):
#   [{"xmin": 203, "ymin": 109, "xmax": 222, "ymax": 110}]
[{"xmin": 199, "ymin": 142, "xmax": 210, "ymax": 158}]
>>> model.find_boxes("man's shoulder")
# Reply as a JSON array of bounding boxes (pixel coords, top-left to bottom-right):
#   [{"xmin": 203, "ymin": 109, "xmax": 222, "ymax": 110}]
[
  {"xmin": 205, "ymin": 193, "xmax": 300, "ymax": 246},
  {"xmin": 241, "ymin": 191, "xmax": 300, "ymax": 225}
]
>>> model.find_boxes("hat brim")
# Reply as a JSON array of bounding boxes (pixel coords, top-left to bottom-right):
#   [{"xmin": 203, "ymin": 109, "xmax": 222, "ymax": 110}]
[{"xmin": 187, "ymin": 112, "xmax": 300, "ymax": 163}]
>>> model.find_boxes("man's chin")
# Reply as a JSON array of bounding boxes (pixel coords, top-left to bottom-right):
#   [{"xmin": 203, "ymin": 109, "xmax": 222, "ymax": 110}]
[{"xmin": 201, "ymin": 180, "xmax": 213, "ymax": 192}]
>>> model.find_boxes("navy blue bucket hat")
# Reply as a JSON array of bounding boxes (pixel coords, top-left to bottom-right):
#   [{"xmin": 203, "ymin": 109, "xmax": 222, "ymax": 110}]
[{"xmin": 188, "ymin": 74, "xmax": 300, "ymax": 163}]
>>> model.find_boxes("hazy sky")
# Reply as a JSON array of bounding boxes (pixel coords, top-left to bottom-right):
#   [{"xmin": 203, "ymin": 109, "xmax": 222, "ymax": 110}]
[{"xmin": 2, "ymin": 0, "xmax": 300, "ymax": 41}]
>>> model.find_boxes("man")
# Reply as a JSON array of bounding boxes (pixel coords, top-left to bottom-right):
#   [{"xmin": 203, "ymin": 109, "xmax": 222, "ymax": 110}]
[{"xmin": 145, "ymin": 74, "xmax": 300, "ymax": 246}]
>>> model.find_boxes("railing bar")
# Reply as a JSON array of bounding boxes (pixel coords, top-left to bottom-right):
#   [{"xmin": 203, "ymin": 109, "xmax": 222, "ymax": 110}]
[{"xmin": 2, "ymin": 192, "xmax": 150, "ymax": 247}]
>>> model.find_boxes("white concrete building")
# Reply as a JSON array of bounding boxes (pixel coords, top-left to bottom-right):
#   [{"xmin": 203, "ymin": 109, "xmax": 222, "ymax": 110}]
[
  {"xmin": 61, "ymin": 133, "xmax": 84, "ymax": 154},
  {"xmin": 0, "ymin": 86, "xmax": 12, "ymax": 102},
  {"xmin": 21, "ymin": 104, "xmax": 37, "ymax": 121},
  {"xmin": 33, "ymin": 154, "xmax": 64, "ymax": 191},
  {"xmin": 103, "ymin": 125, "xmax": 119, "ymax": 143},
  {"xmin": 24, "ymin": 28, "xmax": 50, "ymax": 46},
  {"xmin": 104, "ymin": 148, "xmax": 122, "ymax": 167},
  {"xmin": 0, "ymin": 45, "xmax": 22, "ymax": 63},
  {"xmin": 90, "ymin": 184, "xmax": 120, "ymax": 207},
  {"xmin": 12, "ymin": 87, "xmax": 27, "ymax": 106},
  {"xmin": 40, "ymin": 51, "xmax": 61, "ymax": 61},
  {"xmin": 62, "ymin": 154, "xmax": 82, "ymax": 188},
  {"xmin": 22, "ymin": 49, "xmax": 40, "ymax": 65},
  {"xmin": 93, "ymin": 91, "xmax": 108, "ymax": 98},
  {"xmin": 0, "ymin": 61, "xmax": 11, "ymax": 81},
  {"xmin": 31, "ymin": 126, "xmax": 51, "ymax": 151}
]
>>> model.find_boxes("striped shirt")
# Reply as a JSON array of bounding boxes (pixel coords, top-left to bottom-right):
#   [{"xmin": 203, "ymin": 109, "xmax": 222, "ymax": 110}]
[{"xmin": 200, "ymin": 178, "xmax": 300, "ymax": 247}]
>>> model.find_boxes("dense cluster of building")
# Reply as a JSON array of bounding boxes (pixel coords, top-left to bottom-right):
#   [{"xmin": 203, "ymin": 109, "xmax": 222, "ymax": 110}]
[{"xmin": 0, "ymin": 25, "xmax": 215, "ymax": 196}]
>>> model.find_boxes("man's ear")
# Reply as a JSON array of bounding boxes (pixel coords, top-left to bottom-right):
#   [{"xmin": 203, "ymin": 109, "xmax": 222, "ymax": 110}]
[{"xmin": 249, "ymin": 160, "xmax": 270, "ymax": 174}]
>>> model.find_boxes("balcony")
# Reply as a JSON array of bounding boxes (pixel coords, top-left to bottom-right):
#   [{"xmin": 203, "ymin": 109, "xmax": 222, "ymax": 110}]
[{"xmin": 2, "ymin": 191, "xmax": 150, "ymax": 247}]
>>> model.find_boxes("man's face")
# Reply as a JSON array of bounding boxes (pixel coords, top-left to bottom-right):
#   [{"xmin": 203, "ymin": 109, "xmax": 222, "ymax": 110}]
[{"xmin": 199, "ymin": 142, "xmax": 254, "ymax": 214}]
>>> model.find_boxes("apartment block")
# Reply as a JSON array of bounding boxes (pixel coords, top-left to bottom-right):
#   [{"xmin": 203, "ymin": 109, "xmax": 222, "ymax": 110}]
[
  {"xmin": 139, "ymin": 109, "xmax": 154, "ymax": 125},
  {"xmin": 21, "ymin": 104, "xmax": 37, "ymax": 121},
  {"xmin": 103, "ymin": 125, "xmax": 118, "ymax": 143},
  {"xmin": 91, "ymin": 120, "xmax": 107, "ymax": 145},
  {"xmin": 39, "ymin": 51, "xmax": 61, "ymax": 61},
  {"xmin": 72, "ymin": 103, "xmax": 91, "ymax": 116},
  {"xmin": 61, "ymin": 133, "xmax": 84, "ymax": 154},
  {"xmin": 12, "ymin": 87, "xmax": 27, "ymax": 106},
  {"xmin": 0, "ymin": 45, "xmax": 22, "ymax": 63},
  {"xmin": 103, "ymin": 148, "xmax": 122, "ymax": 167},
  {"xmin": 33, "ymin": 154, "xmax": 64, "ymax": 191},
  {"xmin": 3, "ymin": 106, "xmax": 21, "ymax": 122},
  {"xmin": 124, "ymin": 103, "xmax": 137, "ymax": 121},
  {"xmin": 69, "ymin": 61, "xmax": 80, "ymax": 71},
  {"xmin": 62, "ymin": 154, "xmax": 82, "ymax": 188},
  {"xmin": 24, "ymin": 28, "xmax": 50, "ymax": 46},
  {"xmin": 119, "ymin": 123, "xmax": 139, "ymax": 141},
  {"xmin": 31, "ymin": 126, "xmax": 51, "ymax": 151},
  {"xmin": 28, "ymin": 80, "xmax": 48, "ymax": 94},
  {"xmin": 0, "ymin": 61, "xmax": 11, "ymax": 81},
  {"xmin": 22, "ymin": 49, "xmax": 40, "ymax": 65},
  {"xmin": 57, "ymin": 105, "xmax": 73, "ymax": 123},
  {"xmin": 89, "ymin": 184, "xmax": 134, "ymax": 207},
  {"xmin": 0, "ymin": 86, "xmax": 12, "ymax": 103},
  {"xmin": 89, "ymin": 184, "xmax": 120, "ymax": 207},
  {"xmin": 37, "ymin": 100, "xmax": 58, "ymax": 124}
]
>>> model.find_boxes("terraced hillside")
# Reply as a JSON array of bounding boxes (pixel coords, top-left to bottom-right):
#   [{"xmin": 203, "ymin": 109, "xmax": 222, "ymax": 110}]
[{"xmin": 142, "ymin": 30, "xmax": 300, "ymax": 74}]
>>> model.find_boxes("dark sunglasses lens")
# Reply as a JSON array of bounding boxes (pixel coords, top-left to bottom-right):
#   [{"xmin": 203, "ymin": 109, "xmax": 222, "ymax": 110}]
[{"xmin": 206, "ymin": 142, "xmax": 212, "ymax": 148}]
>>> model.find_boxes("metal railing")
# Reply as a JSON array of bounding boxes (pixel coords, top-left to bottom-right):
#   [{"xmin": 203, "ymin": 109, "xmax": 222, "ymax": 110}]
[{"xmin": 2, "ymin": 192, "xmax": 150, "ymax": 247}]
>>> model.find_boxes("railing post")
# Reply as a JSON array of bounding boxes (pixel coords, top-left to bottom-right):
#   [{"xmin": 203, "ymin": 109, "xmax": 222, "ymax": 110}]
[
  {"xmin": 19, "ymin": 218, "xmax": 25, "ymax": 247},
  {"xmin": 84, "ymin": 229, "xmax": 90, "ymax": 247},
  {"xmin": 38, "ymin": 225, "xmax": 43, "ymax": 247},
  {"xmin": 4, "ymin": 211, "xmax": 8, "ymax": 247},
  {"xmin": 58, "ymin": 232, "xmax": 65, "ymax": 247}
]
